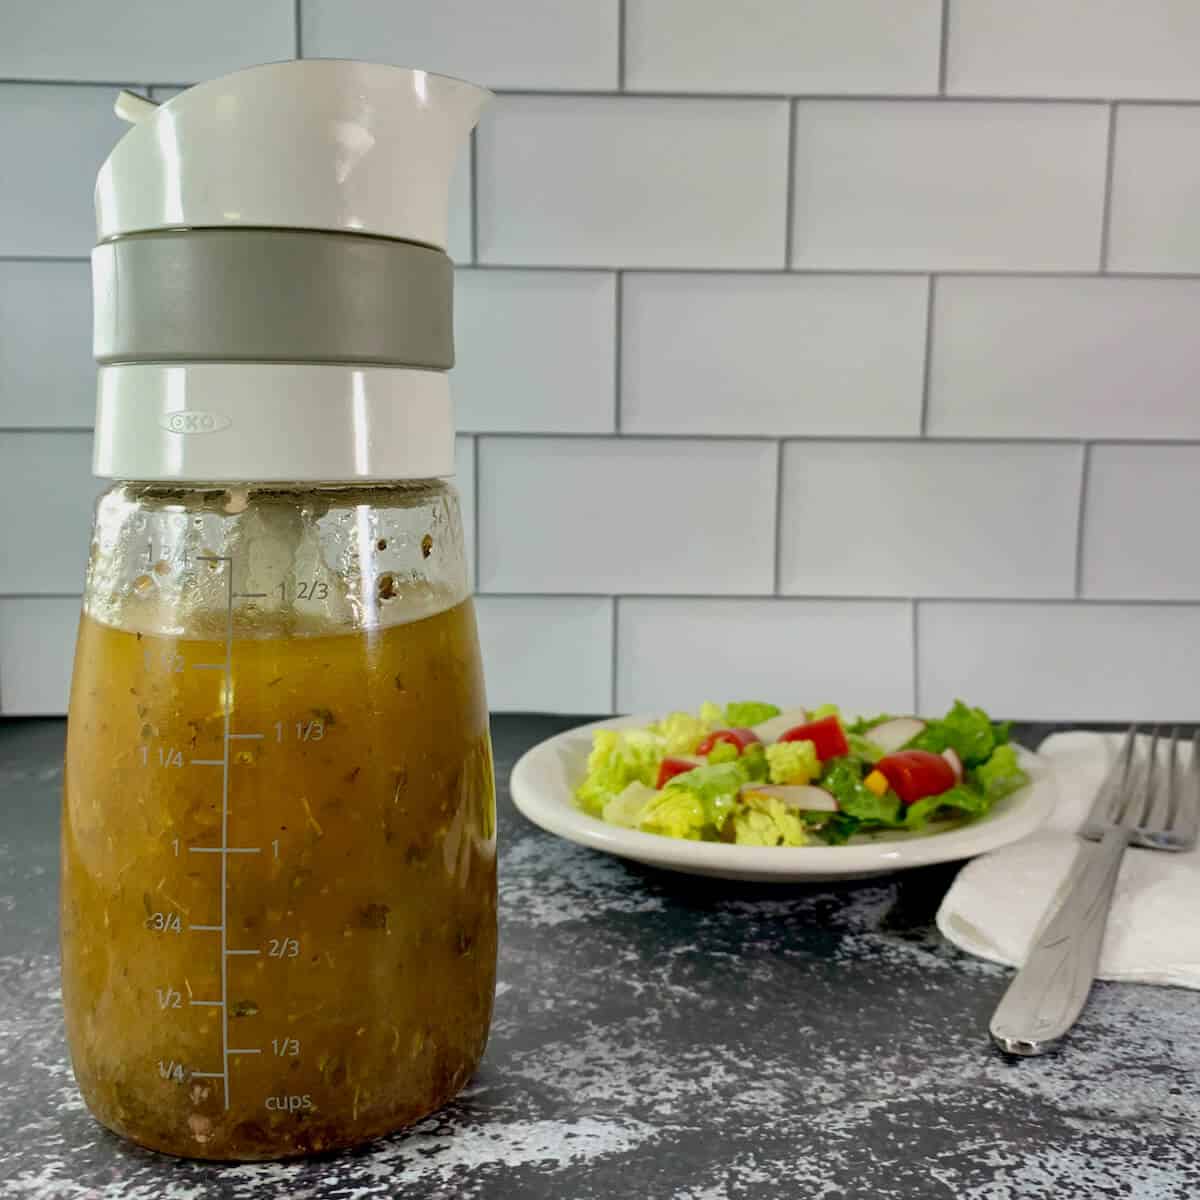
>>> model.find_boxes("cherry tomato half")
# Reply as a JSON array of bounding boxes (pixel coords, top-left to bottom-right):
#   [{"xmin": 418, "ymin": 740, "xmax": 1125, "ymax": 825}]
[
  {"xmin": 779, "ymin": 715, "xmax": 849, "ymax": 761},
  {"xmin": 875, "ymin": 750, "xmax": 958, "ymax": 806},
  {"xmin": 656, "ymin": 757, "xmax": 700, "ymax": 790},
  {"xmin": 695, "ymin": 727, "xmax": 760, "ymax": 757}
]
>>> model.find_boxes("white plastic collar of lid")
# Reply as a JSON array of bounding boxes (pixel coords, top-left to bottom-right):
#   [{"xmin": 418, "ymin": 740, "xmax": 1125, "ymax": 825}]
[
  {"xmin": 93, "ymin": 364, "xmax": 455, "ymax": 482},
  {"xmin": 95, "ymin": 60, "xmax": 490, "ymax": 247}
]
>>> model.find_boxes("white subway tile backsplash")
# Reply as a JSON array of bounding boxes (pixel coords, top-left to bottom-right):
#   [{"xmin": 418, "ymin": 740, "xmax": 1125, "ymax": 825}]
[
  {"xmin": 919, "ymin": 602, "xmax": 1200, "ymax": 721},
  {"xmin": 0, "ymin": 0, "xmax": 293, "ymax": 84},
  {"xmin": 946, "ymin": 0, "xmax": 1200, "ymax": 100},
  {"xmin": 624, "ymin": 0, "xmax": 940, "ymax": 96},
  {"xmin": 478, "ymin": 438, "xmax": 777, "ymax": 594},
  {"xmin": 477, "ymin": 96, "xmax": 789, "ymax": 268},
  {"xmin": 6, "ymin": 3, "xmax": 1200, "ymax": 724},
  {"xmin": 0, "ymin": 433, "xmax": 96, "ymax": 594},
  {"xmin": 1108, "ymin": 106, "xmax": 1200, "ymax": 275},
  {"xmin": 455, "ymin": 271, "xmax": 615, "ymax": 433},
  {"xmin": 455, "ymin": 436, "xmax": 476, "ymax": 588},
  {"xmin": 476, "ymin": 596, "xmax": 612, "ymax": 713},
  {"xmin": 0, "ymin": 597, "xmax": 80, "ymax": 715},
  {"xmin": 617, "ymin": 597, "xmax": 914, "ymax": 716},
  {"xmin": 621, "ymin": 273, "xmax": 926, "ymax": 437},
  {"xmin": 0, "ymin": 261, "xmax": 94, "ymax": 428},
  {"xmin": 790, "ymin": 101, "xmax": 1109, "ymax": 271},
  {"xmin": 928, "ymin": 276, "xmax": 1200, "ymax": 440},
  {"xmin": 301, "ymin": 0, "xmax": 618, "ymax": 91},
  {"xmin": 779, "ymin": 442, "xmax": 1082, "ymax": 598},
  {"xmin": 0, "ymin": 85, "xmax": 127, "ymax": 257},
  {"xmin": 1082, "ymin": 446, "xmax": 1200, "ymax": 601}
]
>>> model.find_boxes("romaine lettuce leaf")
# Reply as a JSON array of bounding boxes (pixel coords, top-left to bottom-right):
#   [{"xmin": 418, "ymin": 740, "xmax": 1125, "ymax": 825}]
[
  {"xmin": 809, "ymin": 703, "xmax": 841, "ymax": 721},
  {"xmin": 602, "ymin": 781, "xmax": 657, "ymax": 828},
  {"xmin": 908, "ymin": 700, "xmax": 1006, "ymax": 767},
  {"xmin": 707, "ymin": 741, "xmax": 741, "ymax": 766},
  {"xmin": 766, "ymin": 739, "xmax": 820, "ymax": 784},
  {"xmin": 844, "ymin": 713, "xmax": 894, "ymax": 735},
  {"xmin": 652, "ymin": 710, "xmax": 718, "ymax": 755},
  {"xmin": 820, "ymin": 759, "xmax": 903, "ymax": 825},
  {"xmin": 740, "ymin": 743, "xmax": 770, "ymax": 783},
  {"xmin": 575, "ymin": 728, "xmax": 665, "ymax": 816},
  {"xmin": 904, "ymin": 784, "xmax": 989, "ymax": 830},
  {"xmin": 970, "ymin": 744, "xmax": 1027, "ymax": 801},
  {"xmin": 724, "ymin": 701, "xmax": 780, "ymax": 726},
  {"xmin": 663, "ymin": 761, "xmax": 747, "ymax": 831},
  {"xmin": 730, "ymin": 795, "xmax": 808, "ymax": 846},
  {"xmin": 638, "ymin": 789, "xmax": 707, "ymax": 840}
]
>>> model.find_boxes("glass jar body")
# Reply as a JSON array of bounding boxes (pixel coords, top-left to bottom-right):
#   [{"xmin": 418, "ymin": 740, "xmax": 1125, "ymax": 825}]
[{"xmin": 61, "ymin": 481, "xmax": 496, "ymax": 1160}]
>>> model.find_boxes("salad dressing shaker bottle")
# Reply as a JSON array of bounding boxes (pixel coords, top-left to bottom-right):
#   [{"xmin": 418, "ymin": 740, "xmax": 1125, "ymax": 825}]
[{"xmin": 60, "ymin": 61, "xmax": 497, "ymax": 1160}]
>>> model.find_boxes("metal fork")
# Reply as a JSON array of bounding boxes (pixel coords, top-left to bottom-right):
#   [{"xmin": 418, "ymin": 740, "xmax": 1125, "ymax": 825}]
[{"xmin": 990, "ymin": 726, "xmax": 1200, "ymax": 1056}]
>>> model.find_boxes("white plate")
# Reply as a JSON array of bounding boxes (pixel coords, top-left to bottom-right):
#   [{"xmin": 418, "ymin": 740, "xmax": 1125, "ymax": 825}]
[{"xmin": 510, "ymin": 714, "xmax": 1057, "ymax": 882}]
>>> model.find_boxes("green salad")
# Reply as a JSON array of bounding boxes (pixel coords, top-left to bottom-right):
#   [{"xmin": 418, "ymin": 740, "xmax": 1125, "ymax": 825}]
[{"xmin": 575, "ymin": 701, "xmax": 1028, "ymax": 847}]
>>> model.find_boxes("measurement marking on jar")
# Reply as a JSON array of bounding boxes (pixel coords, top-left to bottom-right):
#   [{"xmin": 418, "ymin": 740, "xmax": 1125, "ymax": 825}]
[
  {"xmin": 190, "ymin": 759, "xmax": 224, "ymax": 767},
  {"xmin": 190, "ymin": 923, "xmax": 223, "ymax": 932},
  {"xmin": 228, "ymin": 732, "xmax": 264, "ymax": 740},
  {"xmin": 197, "ymin": 553, "xmax": 236, "ymax": 1111},
  {"xmin": 226, "ymin": 948, "xmax": 261, "ymax": 956},
  {"xmin": 228, "ymin": 1048, "xmax": 262, "ymax": 1055},
  {"xmin": 192, "ymin": 663, "xmax": 226, "ymax": 671},
  {"xmin": 188, "ymin": 846, "xmax": 262, "ymax": 855},
  {"xmin": 233, "ymin": 592, "xmax": 268, "ymax": 599},
  {"xmin": 190, "ymin": 1071, "xmax": 224, "ymax": 1079},
  {"xmin": 190, "ymin": 999, "xmax": 223, "ymax": 1007}
]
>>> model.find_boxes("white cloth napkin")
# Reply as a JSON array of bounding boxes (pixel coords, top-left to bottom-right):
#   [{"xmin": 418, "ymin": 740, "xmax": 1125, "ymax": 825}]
[{"xmin": 936, "ymin": 731, "xmax": 1200, "ymax": 989}]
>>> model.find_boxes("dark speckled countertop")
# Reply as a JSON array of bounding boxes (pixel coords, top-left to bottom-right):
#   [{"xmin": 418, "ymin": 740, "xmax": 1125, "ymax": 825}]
[{"xmin": 1, "ymin": 716, "xmax": 1198, "ymax": 1199}]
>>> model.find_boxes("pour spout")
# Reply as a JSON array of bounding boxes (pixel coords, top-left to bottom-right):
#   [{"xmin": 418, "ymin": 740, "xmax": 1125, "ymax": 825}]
[
  {"xmin": 95, "ymin": 61, "xmax": 491, "ymax": 248},
  {"xmin": 114, "ymin": 90, "xmax": 159, "ymax": 124}
]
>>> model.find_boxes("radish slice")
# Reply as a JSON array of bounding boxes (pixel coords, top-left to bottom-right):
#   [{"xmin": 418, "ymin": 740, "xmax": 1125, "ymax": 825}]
[
  {"xmin": 867, "ymin": 717, "xmax": 926, "ymax": 753},
  {"xmin": 941, "ymin": 748, "xmax": 964, "ymax": 781},
  {"xmin": 738, "ymin": 784, "xmax": 839, "ymax": 812},
  {"xmin": 750, "ymin": 708, "xmax": 810, "ymax": 743}
]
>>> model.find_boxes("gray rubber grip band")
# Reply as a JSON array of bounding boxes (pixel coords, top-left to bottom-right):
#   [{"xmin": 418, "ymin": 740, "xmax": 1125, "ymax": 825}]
[{"xmin": 93, "ymin": 229, "xmax": 454, "ymax": 368}]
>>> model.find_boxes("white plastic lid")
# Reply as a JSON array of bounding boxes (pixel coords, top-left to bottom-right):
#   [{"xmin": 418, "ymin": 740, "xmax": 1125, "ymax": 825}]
[
  {"xmin": 96, "ymin": 59, "xmax": 490, "ymax": 249},
  {"xmin": 92, "ymin": 61, "xmax": 489, "ymax": 483}
]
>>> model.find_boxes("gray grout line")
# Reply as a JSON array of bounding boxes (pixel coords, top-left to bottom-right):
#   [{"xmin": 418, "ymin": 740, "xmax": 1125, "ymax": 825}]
[
  {"xmin": 8, "ymin": 255, "xmax": 1200, "ymax": 281},
  {"xmin": 8, "ymin": 426, "xmax": 1200, "ymax": 448},
  {"xmin": 911, "ymin": 601, "xmax": 921, "ymax": 713},
  {"xmin": 1098, "ymin": 104, "xmax": 1119, "ymax": 271},
  {"xmin": 1073, "ymin": 442, "xmax": 1093, "ymax": 597},
  {"xmin": 0, "ymin": 256, "xmax": 91, "ymax": 264},
  {"xmin": 403, "ymin": 431, "xmax": 1200, "ymax": 447},
  {"xmin": 919, "ymin": 276, "xmax": 937, "ymax": 436},
  {"xmin": 6, "ymin": 78, "xmax": 1200, "ymax": 104},
  {"xmin": 293, "ymin": 0, "xmax": 302, "ymax": 57},
  {"xmin": 609, "ymin": 597, "xmax": 620, "ymax": 713},
  {"xmin": 468, "ymin": 129, "xmax": 479, "ymax": 266},
  {"xmin": 613, "ymin": 271, "xmax": 623, "ymax": 432},
  {"xmin": 451, "ymin": 262, "xmax": 1200, "ymax": 280},
  {"xmin": 472, "ymin": 434, "xmax": 482, "ymax": 589},
  {"xmin": 937, "ymin": 0, "xmax": 951, "ymax": 95},
  {"xmin": 772, "ymin": 441, "xmax": 785, "ymax": 594},
  {"xmin": 616, "ymin": 0, "xmax": 627, "ymax": 91},
  {"xmin": 10, "ymin": 427, "xmax": 1200, "ymax": 447},
  {"xmin": 783, "ymin": 100, "xmax": 797, "ymax": 269},
  {"xmin": 7, "ymin": 590, "xmax": 1200, "ymax": 608}
]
